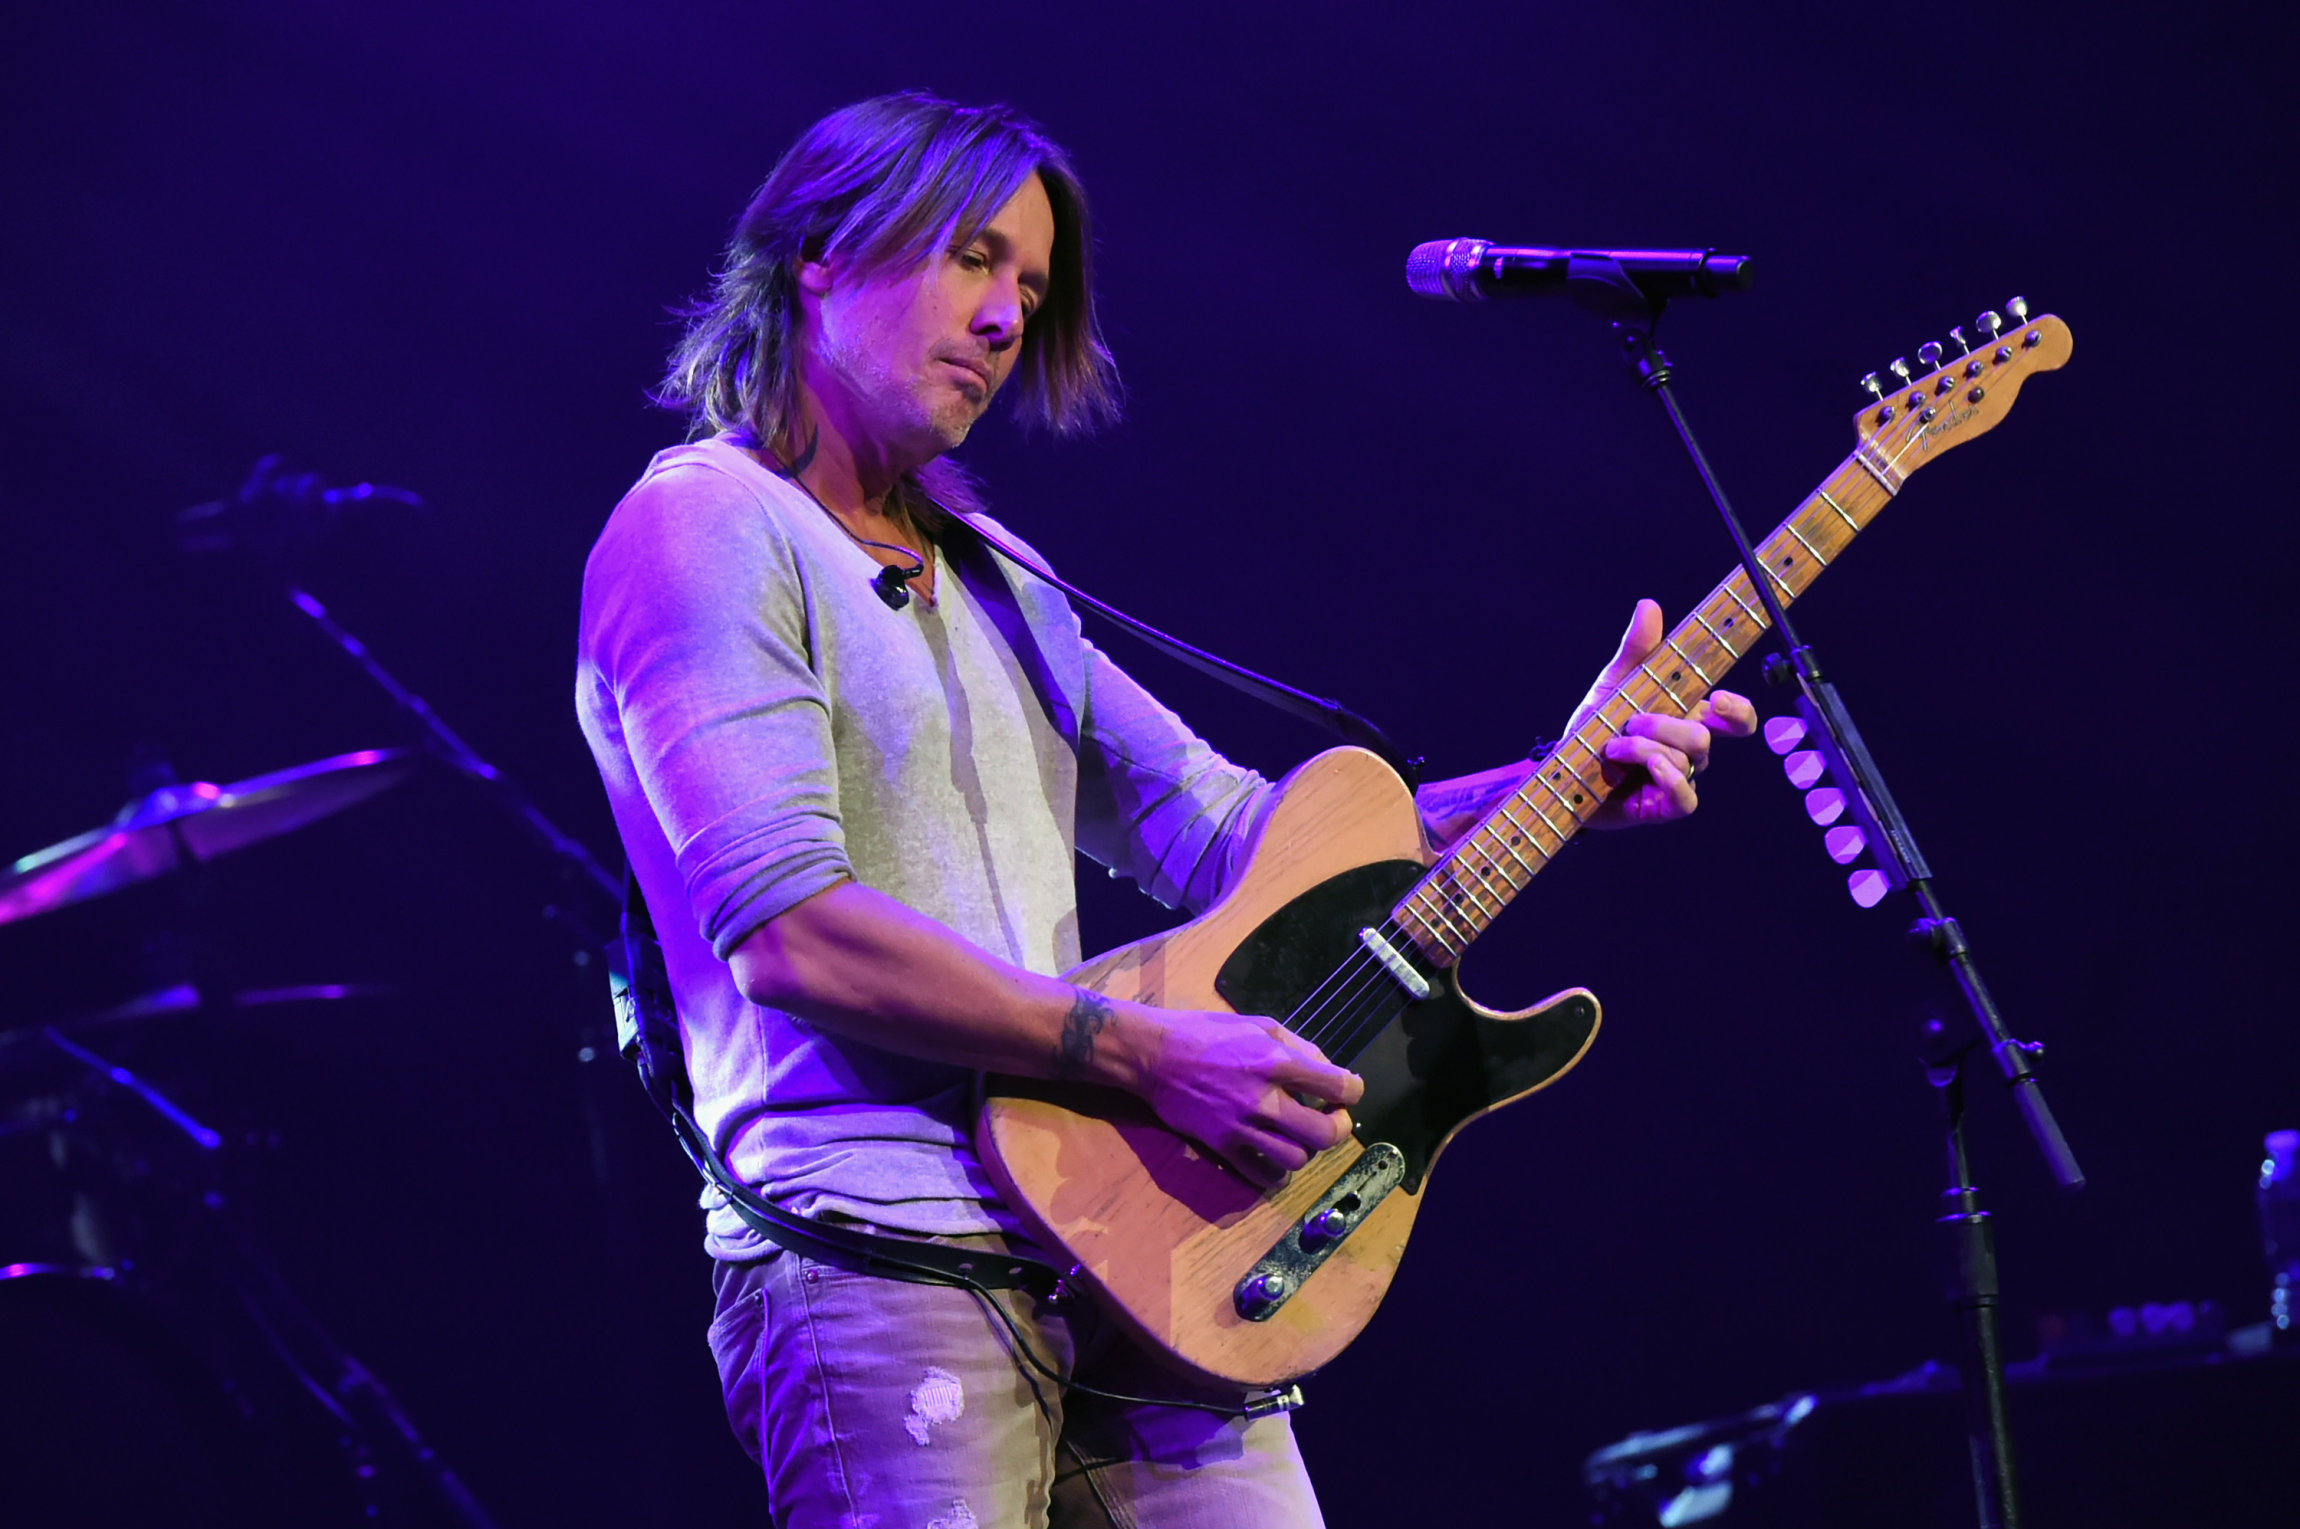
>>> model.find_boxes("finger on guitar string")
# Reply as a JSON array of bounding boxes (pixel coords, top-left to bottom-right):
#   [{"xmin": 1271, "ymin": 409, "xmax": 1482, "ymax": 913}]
[
  {"xmin": 1590, "ymin": 743, "xmax": 1699, "ymax": 827},
  {"xmin": 1138, "ymin": 1006, "xmax": 1360, "ymax": 1188},
  {"xmin": 1254, "ymin": 1014, "xmax": 1333, "ymax": 1062},
  {"xmin": 1599, "ymin": 732, "xmax": 1696, "ymax": 791}
]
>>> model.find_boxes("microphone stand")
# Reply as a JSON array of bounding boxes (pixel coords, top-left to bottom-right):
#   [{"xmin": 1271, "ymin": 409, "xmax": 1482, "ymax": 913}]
[{"xmin": 1561, "ymin": 258, "xmax": 2085, "ymax": 1529}]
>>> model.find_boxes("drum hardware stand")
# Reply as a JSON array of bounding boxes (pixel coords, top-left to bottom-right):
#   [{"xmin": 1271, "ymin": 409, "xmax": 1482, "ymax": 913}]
[
  {"xmin": 25, "ymin": 1025, "xmax": 501, "ymax": 1526},
  {"xmin": 1561, "ymin": 259, "xmax": 2086, "ymax": 1529}
]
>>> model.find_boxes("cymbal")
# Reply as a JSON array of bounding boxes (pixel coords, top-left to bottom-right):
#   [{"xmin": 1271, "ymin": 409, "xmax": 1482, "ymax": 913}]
[
  {"xmin": 60, "ymin": 981, "xmax": 399, "ymax": 1031},
  {"xmin": 0, "ymin": 748, "xmax": 414, "ymax": 926}
]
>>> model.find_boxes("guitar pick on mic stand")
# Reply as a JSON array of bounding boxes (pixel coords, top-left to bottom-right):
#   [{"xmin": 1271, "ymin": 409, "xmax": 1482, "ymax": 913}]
[{"xmin": 1414, "ymin": 247, "xmax": 2083, "ymax": 1529}]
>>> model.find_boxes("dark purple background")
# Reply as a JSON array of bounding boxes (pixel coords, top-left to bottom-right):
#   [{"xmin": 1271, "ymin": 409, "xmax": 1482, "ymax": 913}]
[{"xmin": 3, "ymin": 2, "xmax": 2292, "ymax": 1522}]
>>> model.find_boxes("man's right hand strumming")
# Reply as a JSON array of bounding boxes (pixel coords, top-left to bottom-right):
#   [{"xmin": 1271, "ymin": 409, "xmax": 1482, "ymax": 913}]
[
  {"xmin": 1118, "ymin": 998, "xmax": 1361, "ymax": 1189},
  {"xmin": 730, "ymin": 879, "xmax": 1361, "ymax": 1189}
]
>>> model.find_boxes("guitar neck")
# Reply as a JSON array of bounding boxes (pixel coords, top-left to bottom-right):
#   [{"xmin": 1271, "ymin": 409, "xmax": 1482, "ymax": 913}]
[{"xmin": 1390, "ymin": 447, "xmax": 1900, "ymax": 965}]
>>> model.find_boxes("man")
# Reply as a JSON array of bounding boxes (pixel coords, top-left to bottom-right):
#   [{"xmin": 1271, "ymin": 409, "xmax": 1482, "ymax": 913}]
[{"xmin": 577, "ymin": 93, "xmax": 1753, "ymax": 1528}]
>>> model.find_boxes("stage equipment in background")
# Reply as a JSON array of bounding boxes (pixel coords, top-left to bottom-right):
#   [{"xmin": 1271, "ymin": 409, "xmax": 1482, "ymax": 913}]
[
  {"xmin": 173, "ymin": 455, "xmax": 620, "ymax": 916},
  {"xmin": 174, "ymin": 454, "xmax": 424, "ymax": 562},
  {"xmin": 1582, "ymin": 1332, "xmax": 2299, "ymax": 1525},
  {"xmin": 974, "ymin": 315, "xmax": 2071, "ymax": 1391},
  {"xmin": 0, "ymin": 735, "xmax": 494, "ymax": 1523},
  {"xmin": 2261, "ymin": 1129, "xmax": 2300, "ymax": 1339},
  {"xmin": 0, "ymin": 996, "xmax": 499, "ymax": 1527},
  {"xmin": 0, "ymin": 748, "xmax": 413, "ymax": 925},
  {"xmin": 1431, "ymin": 245, "xmax": 2078, "ymax": 1529}
]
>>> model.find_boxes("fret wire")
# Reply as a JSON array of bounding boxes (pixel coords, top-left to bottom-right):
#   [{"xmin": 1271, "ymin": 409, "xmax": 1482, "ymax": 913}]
[
  {"xmin": 1431, "ymin": 869, "xmax": 1498, "ymax": 929},
  {"xmin": 1693, "ymin": 608, "xmax": 1741, "ymax": 657},
  {"xmin": 1393, "ymin": 905, "xmax": 1449, "ymax": 958},
  {"xmin": 1456, "ymin": 853, "xmax": 1510, "ymax": 915},
  {"xmin": 1442, "ymin": 841, "xmax": 1512, "ymax": 906},
  {"xmin": 1394, "ymin": 907, "xmax": 1457, "ymax": 963},
  {"xmin": 1529, "ymin": 767, "xmax": 1599, "ymax": 832},
  {"xmin": 1502, "ymin": 794, "xmax": 1564, "ymax": 848},
  {"xmin": 1404, "ymin": 885, "xmax": 1476, "ymax": 949},
  {"xmin": 1722, "ymin": 580, "xmax": 1766, "ymax": 630},
  {"xmin": 1855, "ymin": 441, "xmax": 1902, "ymax": 494},
  {"xmin": 1637, "ymin": 661, "xmax": 1688, "ymax": 713},
  {"xmin": 1665, "ymin": 637, "xmax": 1714, "ymax": 688},
  {"xmin": 1784, "ymin": 521, "xmax": 1829, "ymax": 565},
  {"xmin": 1483, "ymin": 807, "xmax": 1544, "ymax": 873},
  {"xmin": 1459, "ymin": 835, "xmax": 1525, "ymax": 898},
  {"xmin": 1760, "ymin": 550, "xmax": 1797, "ymax": 599},
  {"xmin": 1817, "ymin": 487, "xmax": 1859, "ymax": 531}
]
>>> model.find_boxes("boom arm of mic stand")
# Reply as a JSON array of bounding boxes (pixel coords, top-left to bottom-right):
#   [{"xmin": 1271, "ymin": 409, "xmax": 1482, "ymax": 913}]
[
  {"xmin": 285, "ymin": 587, "xmax": 621, "ymax": 925},
  {"xmin": 1564, "ymin": 256, "xmax": 2084, "ymax": 1192}
]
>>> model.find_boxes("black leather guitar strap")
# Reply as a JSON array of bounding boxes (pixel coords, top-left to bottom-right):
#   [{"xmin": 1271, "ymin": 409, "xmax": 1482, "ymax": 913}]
[{"xmin": 946, "ymin": 511, "xmax": 1421, "ymax": 788}]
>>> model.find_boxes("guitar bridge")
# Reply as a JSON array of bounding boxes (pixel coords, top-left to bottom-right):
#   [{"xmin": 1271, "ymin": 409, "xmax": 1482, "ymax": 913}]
[{"xmin": 1233, "ymin": 1142, "xmax": 1407, "ymax": 1322}]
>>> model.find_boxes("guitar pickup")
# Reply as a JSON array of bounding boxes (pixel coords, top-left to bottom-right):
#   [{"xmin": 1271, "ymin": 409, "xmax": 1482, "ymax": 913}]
[{"xmin": 1233, "ymin": 1142, "xmax": 1407, "ymax": 1322}]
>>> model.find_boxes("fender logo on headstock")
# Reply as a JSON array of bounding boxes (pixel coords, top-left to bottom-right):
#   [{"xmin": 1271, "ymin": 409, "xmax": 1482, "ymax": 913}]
[{"xmin": 1852, "ymin": 304, "xmax": 2072, "ymax": 494}]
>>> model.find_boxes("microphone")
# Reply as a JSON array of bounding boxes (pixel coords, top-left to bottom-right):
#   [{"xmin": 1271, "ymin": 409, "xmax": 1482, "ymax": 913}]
[
  {"xmin": 1406, "ymin": 240, "xmax": 1753, "ymax": 304},
  {"xmin": 176, "ymin": 454, "xmax": 424, "ymax": 557}
]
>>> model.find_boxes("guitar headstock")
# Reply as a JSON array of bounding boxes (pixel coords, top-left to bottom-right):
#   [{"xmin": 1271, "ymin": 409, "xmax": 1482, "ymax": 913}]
[{"xmin": 1851, "ymin": 300, "xmax": 2073, "ymax": 476}]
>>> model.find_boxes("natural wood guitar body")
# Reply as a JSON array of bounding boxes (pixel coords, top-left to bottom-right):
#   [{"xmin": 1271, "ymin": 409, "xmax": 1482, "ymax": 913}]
[{"xmin": 977, "ymin": 748, "xmax": 1602, "ymax": 1387}]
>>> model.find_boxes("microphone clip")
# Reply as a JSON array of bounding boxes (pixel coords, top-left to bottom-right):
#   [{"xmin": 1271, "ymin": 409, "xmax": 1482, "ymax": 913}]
[{"xmin": 872, "ymin": 559, "xmax": 927, "ymax": 611}]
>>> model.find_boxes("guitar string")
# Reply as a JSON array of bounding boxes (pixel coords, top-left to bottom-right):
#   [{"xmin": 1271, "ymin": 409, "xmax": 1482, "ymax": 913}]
[
  {"xmin": 1292, "ymin": 910, "xmax": 1455, "ymax": 1064},
  {"xmin": 1300, "ymin": 923, "xmax": 1421, "ymax": 1062},
  {"xmin": 1290, "ymin": 942, "xmax": 1411, "ymax": 1061},
  {"xmin": 1289, "ymin": 947, "xmax": 1398, "ymax": 1057},
  {"xmin": 1284, "ymin": 420, "xmax": 1937, "ymax": 1064}
]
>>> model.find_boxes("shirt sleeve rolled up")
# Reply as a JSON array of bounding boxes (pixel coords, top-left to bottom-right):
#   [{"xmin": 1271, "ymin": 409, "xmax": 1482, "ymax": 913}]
[{"xmin": 581, "ymin": 461, "xmax": 852, "ymax": 957}]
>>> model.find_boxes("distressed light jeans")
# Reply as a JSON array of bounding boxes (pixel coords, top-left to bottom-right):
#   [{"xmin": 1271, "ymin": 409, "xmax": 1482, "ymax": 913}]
[{"xmin": 707, "ymin": 1235, "xmax": 1326, "ymax": 1529}]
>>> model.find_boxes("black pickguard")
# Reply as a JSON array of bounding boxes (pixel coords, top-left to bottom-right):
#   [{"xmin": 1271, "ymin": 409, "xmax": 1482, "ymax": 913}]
[{"xmin": 1214, "ymin": 860, "xmax": 1598, "ymax": 1191}]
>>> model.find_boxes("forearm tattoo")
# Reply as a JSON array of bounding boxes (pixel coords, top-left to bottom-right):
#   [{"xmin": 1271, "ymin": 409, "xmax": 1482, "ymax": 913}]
[
  {"xmin": 1055, "ymin": 987, "xmax": 1114, "ymax": 1079},
  {"xmin": 1416, "ymin": 782, "xmax": 1502, "ymax": 820}
]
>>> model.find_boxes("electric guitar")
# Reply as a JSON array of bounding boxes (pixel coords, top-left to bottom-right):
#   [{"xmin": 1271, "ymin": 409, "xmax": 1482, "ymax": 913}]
[{"xmin": 979, "ymin": 310, "xmax": 2074, "ymax": 1387}]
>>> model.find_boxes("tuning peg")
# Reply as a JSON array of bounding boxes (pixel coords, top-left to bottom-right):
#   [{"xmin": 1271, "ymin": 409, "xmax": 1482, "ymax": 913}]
[
  {"xmin": 1917, "ymin": 341, "xmax": 1944, "ymax": 372},
  {"xmin": 1976, "ymin": 310, "xmax": 2003, "ymax": 341},
  {"xmin": 2007, "ymin": 296, "xmax": 2029, "ymax": 324},
  {"xmin": 1948, "ymin": 326, "xmax": 1971, "ymax": 357},
  {"xmin": 1763, "ymin": 716, "xmax": 1808, "ymax": 755},
  {"xmin": 1888, "ymin": 356, "xmax": 1913, "ymax": 388},
  {"xmin": 1860, "ymin": 372, "xmax": 1885, "ymax": 402}
]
